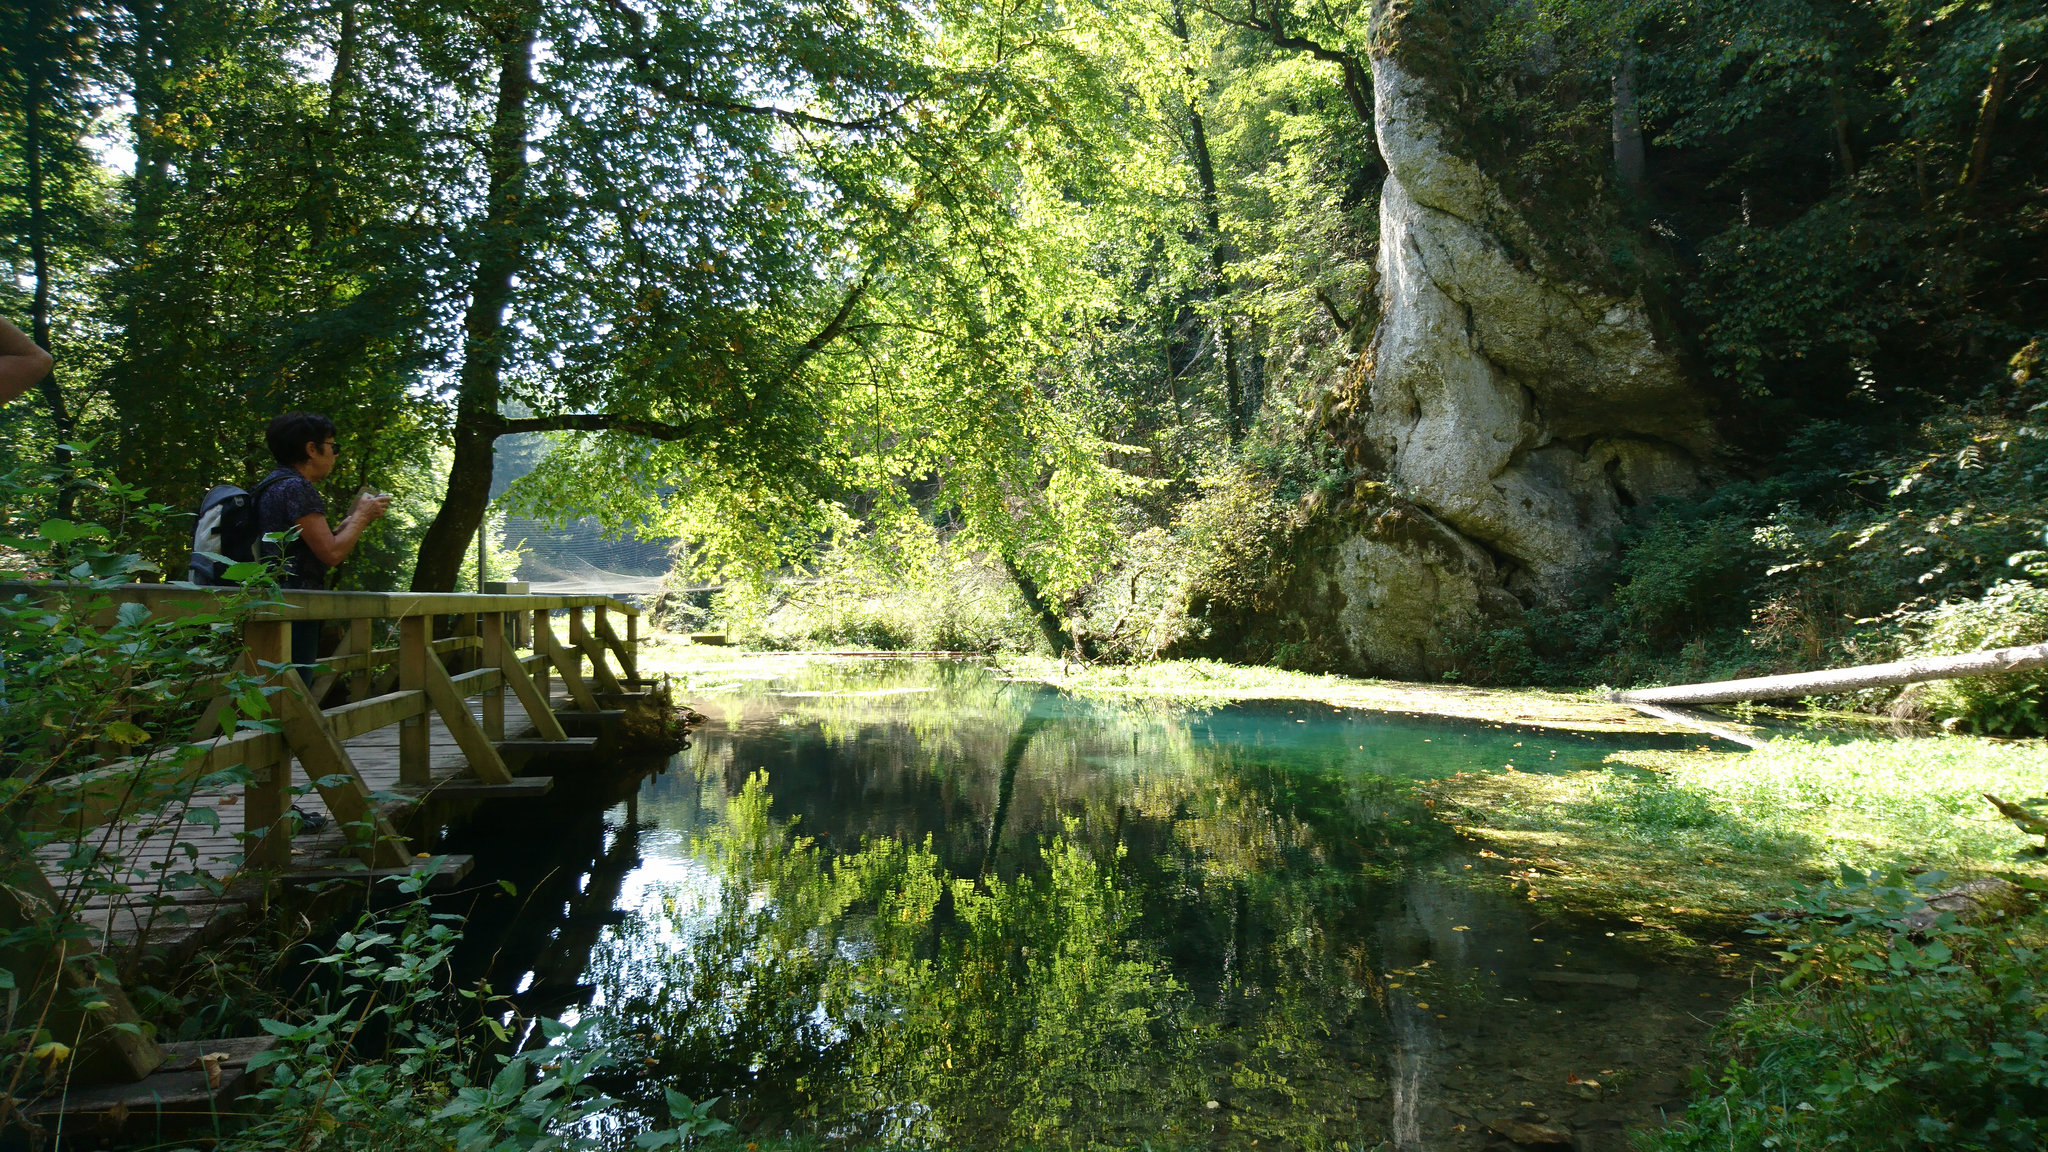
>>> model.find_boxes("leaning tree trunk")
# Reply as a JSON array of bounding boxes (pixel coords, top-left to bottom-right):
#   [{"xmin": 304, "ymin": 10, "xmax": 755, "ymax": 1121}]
[
  {"xmin": 1610, "ymin": 643, "xmax": 2048, "ymax": 706},
  {"xmin": 1173, "ymin": 0, "xmax": 1245, "ymax": 444},
  {"xmin": 411, "ymin": 5, "xmax": 535, "ymax": 592},
  {"xmin": 1001, "ymin": 554, "xmax": 1091, "ymax": 658}
]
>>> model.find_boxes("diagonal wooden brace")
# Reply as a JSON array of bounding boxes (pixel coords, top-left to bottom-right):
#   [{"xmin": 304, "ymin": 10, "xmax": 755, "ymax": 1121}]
[
  {"xmin": 593, "ymin": 610, "xmax": 636, "ymax": 684},
  {"xmin": 420, "ymin": 646, "xmax": 515, "ymax": 784},
  {"xmin": 571, "ymin": 609, "xmax": 625, "ymax": 695},
  {"xmin": 535, "ymin": 614, "xmax": 599, "ymax": 712},
  {"xmin": 272, "ymin": 668, "xmax": 413, "ymax": 868},
  {"xmin": 0, "ymin": 859, "xmax": 169, "ymax": 1082},
  {"xmin": 493, "ymin": 633, "xmax": 569, "ymax": 741}
]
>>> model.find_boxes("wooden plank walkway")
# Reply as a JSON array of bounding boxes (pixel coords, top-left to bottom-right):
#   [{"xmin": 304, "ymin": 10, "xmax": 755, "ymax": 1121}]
[
  {"xmin": 41, "ymin": 691, "xmax": 587, "ymax": 966},
  {"xmin": 0, "ymin": 585, "xmax": 648, "ymax": 1102}
]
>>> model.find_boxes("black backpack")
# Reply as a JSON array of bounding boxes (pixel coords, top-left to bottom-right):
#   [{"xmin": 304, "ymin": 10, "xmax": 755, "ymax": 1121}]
[{"xmin": 187, "ymin": 475, "xmax": 283, "ymax": 585}]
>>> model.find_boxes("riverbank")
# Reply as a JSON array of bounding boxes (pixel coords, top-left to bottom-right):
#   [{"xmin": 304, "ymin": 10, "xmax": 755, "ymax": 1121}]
[
  {"xmin": 643, "ymin": 639, "xmax": 1704, "ymax": 737},
  {"xmin": 646, "ymin": 642, "xmax": 2046, "ymax": 918}
]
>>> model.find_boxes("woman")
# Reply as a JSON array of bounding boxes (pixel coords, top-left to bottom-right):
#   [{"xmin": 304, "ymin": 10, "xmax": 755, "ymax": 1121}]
[{"xmin": 256, "ymin": 411, "xmax": 391, "ymax": 666}]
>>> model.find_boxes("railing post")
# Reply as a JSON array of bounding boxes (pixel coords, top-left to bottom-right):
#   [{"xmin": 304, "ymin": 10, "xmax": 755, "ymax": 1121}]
[
  {"xmin": 399, "ymin": 614, "xmax": 430, "ymax": 786},
  {"xmin": 481, "ymin": 610, "xmax": 506, "ymax": 741},
  {"xmin": 565, "ymin": 607, "xmax": 586, "ymax": 691},
  {"xmin": 626, "ymin": 610, "xmax": 640, "ymax": 680},
  {"xmin": 453, "ymin": 611, "xmax": 478, "ymax": 673},
  {"xmin": 533, "ymin": 608, "xmax": 551, "ymax": 702},
  {"xmin": 244, "ymin": 619, "xmax": 291, "ymax": 868},
  {"xmin": 349, "ymin": 617, "xmax": 372, "ymax": 702}
]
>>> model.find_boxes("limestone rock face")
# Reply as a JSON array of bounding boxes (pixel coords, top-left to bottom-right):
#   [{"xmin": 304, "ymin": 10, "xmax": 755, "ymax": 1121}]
[{"xmin": 1314, "ymin": 55, "xmax": 1714, "ymax": 674}]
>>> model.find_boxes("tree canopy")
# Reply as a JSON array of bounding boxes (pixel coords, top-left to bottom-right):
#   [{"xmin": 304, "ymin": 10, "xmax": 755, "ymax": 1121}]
[{"xmin": 0, "ymin": 0, "xmax": 2041, "ymax": 651}]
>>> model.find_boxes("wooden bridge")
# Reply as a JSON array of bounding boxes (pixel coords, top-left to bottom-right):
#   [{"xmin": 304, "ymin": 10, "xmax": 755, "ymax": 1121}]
[{"xmin": 1, "ymin": 585, "xmax": 657, "ymax": 1127}]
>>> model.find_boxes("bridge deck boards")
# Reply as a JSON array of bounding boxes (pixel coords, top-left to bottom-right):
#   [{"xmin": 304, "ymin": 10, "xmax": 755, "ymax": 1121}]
[{"xmin": 38, "ymin": 690, "xmax": 586, "ymax": 963}]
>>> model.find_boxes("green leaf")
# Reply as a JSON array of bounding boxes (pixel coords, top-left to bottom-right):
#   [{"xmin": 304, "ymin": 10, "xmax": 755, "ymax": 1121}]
[
  {"xmin": 103, "ymin": 721, "xmax": 150, "ymax": 747},
  {"xmin": 38, "ymin": 519, "xmax": 107, "ymax": 545}
]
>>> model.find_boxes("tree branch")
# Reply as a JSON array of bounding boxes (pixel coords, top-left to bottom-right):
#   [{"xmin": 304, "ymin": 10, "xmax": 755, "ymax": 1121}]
[
  {"xmin": 1315, "ymin": 288, "xmax": 1353, "ymax": 330},
  {"xmin": 495, "ymin": 413, "xmax": 706, "ymax": 440},
  {"xmin": 496, "ymin": 278, "xmax": 871, "ymax": 444},
  {"xmin": 1194, "ymin": 0, "xmax": 1375, "ymax": 128},
  {"xmin": 598, "ymin": 0, "xmax": 907, "ymax": 132}
]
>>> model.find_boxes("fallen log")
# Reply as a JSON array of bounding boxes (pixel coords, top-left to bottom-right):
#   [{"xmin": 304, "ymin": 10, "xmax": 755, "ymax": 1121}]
[
  {"xmin": 1609, "ymin": 642, "xmax": 2048, "ymax": 706},
  {"xmin": 1615, "ymin": 701, "xmax": 1767, "ymax": 748}
]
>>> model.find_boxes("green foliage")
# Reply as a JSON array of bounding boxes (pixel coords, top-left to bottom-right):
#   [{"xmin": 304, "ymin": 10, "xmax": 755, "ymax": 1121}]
[
  {"xmin": 1904, "ymin": 581, "xmax": 2048, "ymax": 734},
  {"xmin": 0, "ymin": 451, "xmax": 280, "ymax": 1126},
  {"xmin": 218, "ymin": 893, "xmax": 621, "ymax": 1152},
  {"xmin": 1641, "ymin": 869, "xmax": 2048, "ymax": 1152},
  {"xmin": 710, "ymin": 533, "xmax": 1043, "ymax": 653},
  {"xmin": 1612, "ymin": 512, "xmax": 1761, "ymax": 643}
]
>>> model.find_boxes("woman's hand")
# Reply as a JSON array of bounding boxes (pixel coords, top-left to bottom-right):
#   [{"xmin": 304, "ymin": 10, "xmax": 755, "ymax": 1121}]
[{"xmin": 351, "ymin": 491, "xmax": 393, "ymax": 524}]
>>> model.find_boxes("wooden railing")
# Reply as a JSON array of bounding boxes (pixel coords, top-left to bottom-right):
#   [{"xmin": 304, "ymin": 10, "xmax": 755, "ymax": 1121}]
[
  {"xmin": 2, "ymin": 584, "xmax": 649, "ymax": 1084},
  {"xmin": 15, "ymin": 586, "xmax": 643, "ymax": 867}
]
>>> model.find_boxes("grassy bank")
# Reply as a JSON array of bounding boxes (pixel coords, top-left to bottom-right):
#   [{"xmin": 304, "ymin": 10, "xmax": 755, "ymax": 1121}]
[{"xmin": 1417, "ymin": 736, "xmax": 2048, "ymax": 933}]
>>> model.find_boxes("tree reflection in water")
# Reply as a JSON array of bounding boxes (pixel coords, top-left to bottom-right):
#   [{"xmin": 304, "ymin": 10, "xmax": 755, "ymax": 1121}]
[{"xmin": 500, "ymin": 660, "xmax": 1699, "ymax": 1151}]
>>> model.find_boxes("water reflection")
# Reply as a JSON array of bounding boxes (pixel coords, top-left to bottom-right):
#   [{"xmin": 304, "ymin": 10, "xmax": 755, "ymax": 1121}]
[{"xmin": 478, "ymin": 660, "xmax": 1733, "ymax": 1152}]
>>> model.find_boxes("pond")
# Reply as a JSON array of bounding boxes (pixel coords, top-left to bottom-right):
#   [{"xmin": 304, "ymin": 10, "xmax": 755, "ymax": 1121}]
[{"xmin": 452, "ymin": 658, "xmax": 1752, "ymax": 1152}]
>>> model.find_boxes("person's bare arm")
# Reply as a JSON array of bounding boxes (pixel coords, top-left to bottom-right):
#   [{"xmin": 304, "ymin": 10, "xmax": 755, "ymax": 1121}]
[
  {"xmin": 0, "ymin": 317, "xmax": 53, "ymax": 404},
  {"xmin": 294, "ymin": 492, "xmax": 392, "ymax": 568}
]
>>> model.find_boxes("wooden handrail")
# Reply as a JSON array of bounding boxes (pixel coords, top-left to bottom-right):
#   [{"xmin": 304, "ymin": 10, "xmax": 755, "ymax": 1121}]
[{"xmin": 0, "ymin": 583, "xmax": 642, "ymax": 621}]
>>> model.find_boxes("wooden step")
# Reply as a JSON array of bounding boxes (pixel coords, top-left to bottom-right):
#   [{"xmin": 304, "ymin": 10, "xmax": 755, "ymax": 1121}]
[
  {"xmin": 27, "ymin": 1035, "xmax": 278, "ymax": 1136},
  {"xmin": 280, "ymin": 853, "xmax": 474, "ymax": 887},
  {"xmin": 495, "ymin": 737, "xmax": 600, "ymax": 757},
  {"xmin": 395, "ymin": 776, "xmax": 554, "ymax": 801},
  {"xmin": 553, "ymin": 709, "xmax": 625, "ymax": 736}
]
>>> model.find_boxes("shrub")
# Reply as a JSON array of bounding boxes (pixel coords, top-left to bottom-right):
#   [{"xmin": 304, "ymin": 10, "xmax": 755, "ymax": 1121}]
[
  {"xmin": 710, "ymin": 543, "xmax": 1042, "ymax": 653},
  {"xmin": 1643, "ymin": 869, "xmax": 2048, "ymax": 1152},
  {"xmin": 1612, "ymin": 512, "xmax": 1760, "ymax": 644},
  {"xmin": 1903, "ymin": 581, "xmax": 2048, "ymax": 735},
  {"xmin": 219, "ymin": 887, "xmax": 626, "ymax": 1152},
  {"xmin": 0, "ymin": 452, "xmax": 279, "ymax": 1129}
]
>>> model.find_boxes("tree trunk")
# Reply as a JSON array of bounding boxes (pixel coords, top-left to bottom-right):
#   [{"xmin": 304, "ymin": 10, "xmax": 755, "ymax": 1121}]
[
  {"xmin": 1610, "ymin": 44, "xmax": 1645, "ymax": 194},
  {"xmin": 1001, "ymin": 553, "xmax": 1088, "ymax": 658},
  {"xmin": 309, "ymin": 0, "xmax": 357, "ymax": 249},
  {"xmin": 411, "ymin": 6, "xmax": 536, "ymax": 592},
  {"xmin": 1827, "ymin": 81, "xmax": 1855, "ymax": 181},
  {"xmin": 23, "ymin": 0, "xmax": 76, "ymax": 507},
  {"xmin": 1961, "ymin": 43, "xmax": 2008, "ymax": 195},
  {"xmin": 1610, "ymin": 642, "xmax": 2048, "ymax": 706},
  {"xmin": 1174, "ymin": 1, "xmax": 1246, "ymax": 443}
]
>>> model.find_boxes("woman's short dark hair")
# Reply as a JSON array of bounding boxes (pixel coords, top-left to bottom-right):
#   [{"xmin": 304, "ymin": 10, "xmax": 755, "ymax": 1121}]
[{"xmin": 266, "ymin": 411, "xmax": 337, "ymax": 466}]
